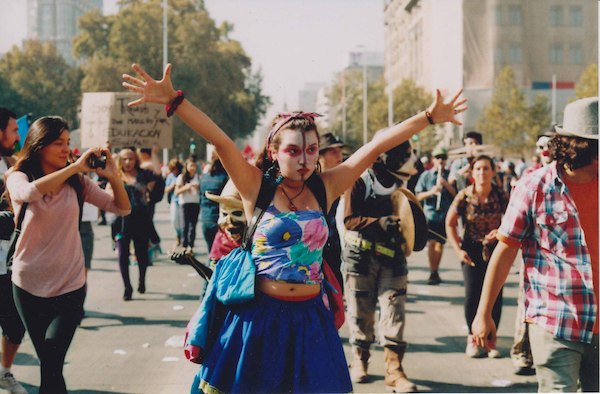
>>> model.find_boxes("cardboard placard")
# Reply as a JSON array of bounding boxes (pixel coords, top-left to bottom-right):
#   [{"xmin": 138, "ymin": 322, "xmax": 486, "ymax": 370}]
[{"xmin": 80, "ymin": 92, "xmax": 173, "ymax": 148}]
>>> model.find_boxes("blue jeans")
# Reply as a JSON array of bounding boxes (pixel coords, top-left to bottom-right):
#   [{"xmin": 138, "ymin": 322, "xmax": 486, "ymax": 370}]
[{"xmin": 529, "ymin": 323, "xmax": 599, "ymax": 392}]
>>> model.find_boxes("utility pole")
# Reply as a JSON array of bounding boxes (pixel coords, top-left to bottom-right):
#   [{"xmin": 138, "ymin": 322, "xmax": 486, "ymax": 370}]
[
  {"xmin": 361, "ymin": 46, "xmax": 368, "ymax": 145},
  {"xmin": 162, "ymin": 0, "xmax": 169, "ymax": 164}
]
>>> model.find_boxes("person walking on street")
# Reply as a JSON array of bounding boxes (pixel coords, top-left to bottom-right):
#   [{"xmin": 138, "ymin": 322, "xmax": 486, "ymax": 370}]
[
  {"xmin": 122, "ymin": 62, "xmax": 466, "ymax": 393},
  {"xmin": 342, "ymin": 138, "xmax": 426, "ymax": 392},
  {"xmin": 6, "ymin": 116, "xmax": 130, "ymax": 394},
  {"xmin": 318, "ymin": 132, "xmax": 347, "ymax": 288},
  {"xmin": 199, "ymin": 152, "xmax": 228, "ymax": 253},
  {"xmin": 472, "ymin": 97, "xmax": 599, "ymax": 392},
  {"xmin": 109, "ymin": 147, "xmax": 159, "ymax": 301},
  {"xmin": 446, "ymin": 155, "xmax": 509, "ymax": 359},
  {"xmin": 165, "ymin": 158, "xmax": 183, "ymax": 247},
  {"xmin": 176, "ymin": 158, "xmax": 201, "ymax": 254},
  {"xmin": 0, "ymin": 108, "xmax": 27, "ymax": 394},
  {"xmin": 415, "ymin": 146, "xmax": 455, "ymax": 285}
]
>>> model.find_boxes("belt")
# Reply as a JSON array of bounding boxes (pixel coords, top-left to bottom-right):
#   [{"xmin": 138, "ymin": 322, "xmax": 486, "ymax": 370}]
[{"xmin": 344, "ymin": 232, "xmax": 396, "ymax": 258}]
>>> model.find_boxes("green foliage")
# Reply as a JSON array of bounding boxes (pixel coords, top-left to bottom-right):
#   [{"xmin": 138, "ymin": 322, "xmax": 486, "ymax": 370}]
[
  {"xmin": 326, "ymin": 73, "xmax": 433, "ymax": 152},
  {"xmin": 0, "ymin": 40, "xmax": 82, "ymax": 127},
  {"xmin": 477, "ymin": 66, "xmax": 550, "ymax": 156},
  {"xmin": 73, "ymin": 0, "xmax": 269, "ymax": 157},
  {"xmin": 574, "ymin": 63, "xmax": 598, "ymax": 100}
]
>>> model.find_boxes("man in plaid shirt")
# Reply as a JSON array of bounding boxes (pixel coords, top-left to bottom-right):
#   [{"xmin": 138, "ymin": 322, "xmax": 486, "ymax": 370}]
[{"xmin": 472, "ymin": 97, "xmax": 599, "ymax": 392}]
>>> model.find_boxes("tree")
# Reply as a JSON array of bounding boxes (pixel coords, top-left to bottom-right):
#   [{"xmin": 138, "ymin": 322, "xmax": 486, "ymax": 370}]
[
  {"xmin": 73, "ymin": 0, "xmax": 269, "ymax": 156},
  {"xmin": 0, "ymin": 40, "xmax": 82, "ymax": 127},
  {"xmin": 327, "ymin": 72, "xmax": 434, "ymax": 152},
  {"xmin": 477, "ymin": 66, "xmax": 550, "ymax": 156},
  {"xmin": 574, "ymin": 63, "xmax": 598, "ymax": 100}
]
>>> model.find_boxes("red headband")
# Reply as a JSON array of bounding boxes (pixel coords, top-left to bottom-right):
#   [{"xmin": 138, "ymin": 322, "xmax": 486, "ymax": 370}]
[{"xmin": 266, "ymin": 112, "xmax": 322, "ymax": 149}]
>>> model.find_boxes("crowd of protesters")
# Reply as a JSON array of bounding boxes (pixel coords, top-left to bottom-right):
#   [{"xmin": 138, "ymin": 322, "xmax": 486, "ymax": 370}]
[{"xmin": 0, "ymin": 88, "xmax": 595, "ymax": 393}]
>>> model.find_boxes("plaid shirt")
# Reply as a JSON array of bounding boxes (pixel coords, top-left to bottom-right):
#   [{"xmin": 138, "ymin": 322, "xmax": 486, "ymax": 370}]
[{"xmin": 497, "ymin": 162, "xmax": 596, "ymax": 343}]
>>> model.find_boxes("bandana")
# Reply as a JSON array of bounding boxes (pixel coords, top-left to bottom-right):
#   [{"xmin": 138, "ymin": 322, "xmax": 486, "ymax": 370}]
[{"xmin": 266, "ymin": 112, "xmax": 322, "ymax": 150}]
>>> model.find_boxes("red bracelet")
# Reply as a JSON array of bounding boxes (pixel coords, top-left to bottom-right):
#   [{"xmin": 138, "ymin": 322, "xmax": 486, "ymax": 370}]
[
  {"xmin": 165, "ymin": 90, "xmax": 184, "ymax": 117},
  {"xmin": 425, "ymin": 111, "xmax": 435, "ymax": 125}
]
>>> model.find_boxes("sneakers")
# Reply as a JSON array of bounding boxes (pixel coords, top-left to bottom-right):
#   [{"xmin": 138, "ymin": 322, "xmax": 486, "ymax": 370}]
[
  {"xmin": 487, "ymin": 348, "xmax": 502, "ymax": 358},
  {"xmin": 465, "ymin": 335, "xmax": 487, "ymax": 358},
  {"xmin": 0, "ymin": 371, "xmax": 27, "ymax": 394},
  {"xmin": 427, "ymin": 271, "xmax": 442, "ymax": 285}
]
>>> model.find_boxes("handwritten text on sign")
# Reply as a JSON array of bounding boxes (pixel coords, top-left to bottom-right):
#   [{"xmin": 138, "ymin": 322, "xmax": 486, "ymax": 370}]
[{"xmin": 80, "ymin": 92, "xmax": 173, "ymax": 148}]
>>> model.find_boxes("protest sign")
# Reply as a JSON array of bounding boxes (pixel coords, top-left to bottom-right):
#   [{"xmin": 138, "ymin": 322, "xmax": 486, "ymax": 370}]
[{"xmin": 80, "ymin": 92, "xmax": 173, "ymax": 148}]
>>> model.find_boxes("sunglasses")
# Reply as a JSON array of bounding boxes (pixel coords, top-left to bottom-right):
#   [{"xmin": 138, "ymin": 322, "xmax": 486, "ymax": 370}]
[{"xmin": 434, "ymin": 156, "xmax": 448, "ymax": 160}]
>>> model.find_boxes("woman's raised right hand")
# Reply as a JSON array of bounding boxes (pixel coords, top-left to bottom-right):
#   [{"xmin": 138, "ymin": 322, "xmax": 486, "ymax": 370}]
[{"xmin": 122, "ymin": 63, "xmax": 178, "ymax": 107}]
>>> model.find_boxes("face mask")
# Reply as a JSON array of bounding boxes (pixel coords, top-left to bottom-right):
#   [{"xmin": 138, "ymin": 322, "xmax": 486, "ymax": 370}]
[{"xmin": 218, "ymin": 205, "xmax": 246, "ymax": 241}]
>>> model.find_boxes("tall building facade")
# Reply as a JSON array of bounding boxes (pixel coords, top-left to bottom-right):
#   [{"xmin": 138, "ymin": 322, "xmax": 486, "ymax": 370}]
[
  {"xmin": 384, "ymin": 0, "xmax": 598, "ymax": 136},
  {"xmin": 27, "ymin": 0, "xmax": 103, "ymax": 65}
]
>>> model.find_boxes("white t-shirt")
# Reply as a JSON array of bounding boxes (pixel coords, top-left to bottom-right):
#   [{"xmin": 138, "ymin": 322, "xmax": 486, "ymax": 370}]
[
  {"xmin": 176, "ymin": 173, "xmax": 200, "ymax": 204},
  {"xmin": 0, "ymin": 158, "xmax": 10, "ymax": 274}
]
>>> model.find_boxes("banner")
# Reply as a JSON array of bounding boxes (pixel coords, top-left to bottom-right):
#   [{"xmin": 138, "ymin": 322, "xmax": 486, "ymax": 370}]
[{"xmin": 80, "ymin": 92, "xmax": 173, "ymax": 148}]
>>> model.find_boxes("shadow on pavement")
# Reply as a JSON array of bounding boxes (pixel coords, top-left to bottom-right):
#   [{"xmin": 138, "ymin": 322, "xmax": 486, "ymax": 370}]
[
  {"xmin": 408, "ymin": 335, "xmax": 516, "ymax": 355},
  {"xmin": 411, "ymin": 379, "xmax": 537, "ymax": 392},
  {"xmin": 78, "ymin": 311, "xmax": 187, "ymax": 331}
]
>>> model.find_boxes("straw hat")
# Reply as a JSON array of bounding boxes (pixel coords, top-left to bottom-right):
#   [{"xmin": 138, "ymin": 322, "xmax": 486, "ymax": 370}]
[
  {"xmin": 205, "ymin": 179, "xmax": 243, "ymax": 209},
  {"xmin": 554, "ymin": 97, "xmax": 598, "ymax": 140},
  {"xmin": 390, "ymin": 188, "xmax": 428, "ymax": 257}
]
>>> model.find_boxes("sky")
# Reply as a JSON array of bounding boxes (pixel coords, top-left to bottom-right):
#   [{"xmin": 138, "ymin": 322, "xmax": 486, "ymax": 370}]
[{"xmin": 0, "ymin": 0, "xmax": 385, "ymax": 124}]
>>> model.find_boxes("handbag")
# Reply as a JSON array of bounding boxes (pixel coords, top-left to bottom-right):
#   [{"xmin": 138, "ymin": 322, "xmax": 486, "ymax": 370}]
[
  {"xmin": 184, "ymin": 177, "xmax": 274, "ymax": 364},
  {"xmin": 322, "ymin": 258, "xmax": 345, "ymax": 330}
]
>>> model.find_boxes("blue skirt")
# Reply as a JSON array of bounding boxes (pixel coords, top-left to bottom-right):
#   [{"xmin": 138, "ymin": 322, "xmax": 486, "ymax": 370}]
[{"xmin": 191, "ymin": 292, "xmax": 352, "ymax": 393}]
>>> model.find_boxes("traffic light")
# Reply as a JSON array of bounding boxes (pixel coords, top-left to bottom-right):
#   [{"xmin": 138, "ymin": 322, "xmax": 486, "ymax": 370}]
[
  {"xmin": 189, "ymin": 140, "xmax": 196, "ymax": 153},
  {"xmin": 411, "ymin": 134, "xmax": 420, "ymax": 141}
]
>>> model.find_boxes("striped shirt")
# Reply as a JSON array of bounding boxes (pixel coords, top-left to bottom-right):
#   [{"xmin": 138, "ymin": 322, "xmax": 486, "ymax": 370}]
[{"xmin": 497, "ymin": 162, "xmax": 596, "ymax": 343}]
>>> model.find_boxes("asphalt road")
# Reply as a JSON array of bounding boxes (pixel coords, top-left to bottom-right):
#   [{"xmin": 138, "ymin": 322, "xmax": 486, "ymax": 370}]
[{"xmin": 9, "ymin": 201, "xmax": 537, "ymax": 393}]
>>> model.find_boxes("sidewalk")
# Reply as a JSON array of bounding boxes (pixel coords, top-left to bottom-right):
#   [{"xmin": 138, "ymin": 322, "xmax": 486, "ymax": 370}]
[{"xmin": 10, "ymin": 201, "xmax": 537, "ymax": 393}]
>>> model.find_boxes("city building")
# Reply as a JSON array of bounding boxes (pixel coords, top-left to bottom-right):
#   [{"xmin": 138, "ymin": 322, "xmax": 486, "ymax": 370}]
[
  {"xmin": 27, "ymin": 0, "xmax": 103, "ymax": 65},
  {"xmin": 384, "ymin": 0, "xmax": 598, "ymax": 137}
]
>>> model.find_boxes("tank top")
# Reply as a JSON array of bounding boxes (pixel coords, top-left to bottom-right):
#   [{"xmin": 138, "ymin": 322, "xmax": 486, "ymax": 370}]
[{"xmin": 251, "ymin": 204, "xmax": 328, "ymax": 284}]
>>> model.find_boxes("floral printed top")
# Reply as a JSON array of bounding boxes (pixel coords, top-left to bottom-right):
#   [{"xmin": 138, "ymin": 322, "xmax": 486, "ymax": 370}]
[
  {"xmin": 451, "ymin": 184, "xmax": 509, "ymax": 242},
  {"xmin": 252, "ymin": 205, "xmax": 329, "ymax": 285}
]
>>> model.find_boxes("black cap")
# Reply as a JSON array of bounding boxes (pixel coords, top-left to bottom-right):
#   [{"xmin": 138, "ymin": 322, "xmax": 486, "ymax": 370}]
[{"xmin": 319, "ymin": 133, "xmax": 346, "ymax": 153}]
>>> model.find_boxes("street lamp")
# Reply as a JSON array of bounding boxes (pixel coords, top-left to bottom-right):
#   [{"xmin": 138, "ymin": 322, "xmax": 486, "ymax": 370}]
[
  {"xmin": 360, "ymin": 45, "xmax": 368, "ymax": 146},
  {"xmin": 162, "ymin": 0, "xmax": 169, "ymax": 164}
]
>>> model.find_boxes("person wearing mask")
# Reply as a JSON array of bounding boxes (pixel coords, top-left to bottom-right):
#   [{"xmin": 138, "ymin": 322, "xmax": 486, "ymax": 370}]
[
  {"xmin": 6, "ymin": 116, "xmax": 130, "ymax": 393},
  {"xmin": 199, "ymin": 151, "xmax": 228, "ymax": 253}
]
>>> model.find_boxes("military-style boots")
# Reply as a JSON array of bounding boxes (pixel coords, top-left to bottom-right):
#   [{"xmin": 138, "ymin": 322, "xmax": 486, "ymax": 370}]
[
  {"xmin": 349, "ymin": 347, "xmax": 370, "ymax": 383},
  {"xmin": 384, "ymin": 346, "xmax": 417, "ymax": 393}
]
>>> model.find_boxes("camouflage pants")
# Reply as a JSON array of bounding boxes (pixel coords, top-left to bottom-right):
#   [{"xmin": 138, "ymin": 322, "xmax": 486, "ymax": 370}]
[{"xmin": 344, "ymin": 257, "xmax": 408, "ymax": 350}]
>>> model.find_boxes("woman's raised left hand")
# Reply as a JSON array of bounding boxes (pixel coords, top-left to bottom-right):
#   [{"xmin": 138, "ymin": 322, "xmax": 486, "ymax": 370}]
[{"xmin": 427, "ymin": 89, "xmax": 468, "ymax": 126}]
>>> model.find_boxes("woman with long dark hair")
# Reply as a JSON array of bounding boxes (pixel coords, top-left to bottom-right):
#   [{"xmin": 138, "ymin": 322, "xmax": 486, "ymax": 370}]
[
  {"xmin": 6, "ymin": 116, "xmax": 130, "ymax": 393},
  {"xmin": 446, "ymin": 155, "xmax": 509, "ymax": 359}
]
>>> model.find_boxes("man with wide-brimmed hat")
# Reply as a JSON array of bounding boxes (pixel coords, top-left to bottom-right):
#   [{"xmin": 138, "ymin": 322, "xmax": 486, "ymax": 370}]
[{"xmin": 472, "ymin": 97, "xmax": 599, "ymax": 392}]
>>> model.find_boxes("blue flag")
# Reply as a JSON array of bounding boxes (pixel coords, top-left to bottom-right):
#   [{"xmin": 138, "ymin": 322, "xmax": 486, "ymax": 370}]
[{"xmin": 16, "ymin": 115, "xmax": 28, "ymax": 152}]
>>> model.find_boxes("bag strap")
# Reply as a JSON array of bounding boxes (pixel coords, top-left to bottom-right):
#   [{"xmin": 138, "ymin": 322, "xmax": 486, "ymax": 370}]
[
  {"xmin": 241, "ymin": 176, "xmax": 277, "ymax": 251},
  {"xmin": 14, "ymin": 201, "xmax": 28, "ymax": 233},
  {"xmin": 305, "ymin": 173, "xmax": 327, "ymax": 213}
]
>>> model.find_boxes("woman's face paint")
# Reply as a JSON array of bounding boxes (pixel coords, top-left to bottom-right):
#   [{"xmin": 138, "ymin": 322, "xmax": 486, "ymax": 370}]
[{"xmin": 273, "ymin": 128, "xmax": 319, "ymax": 182}]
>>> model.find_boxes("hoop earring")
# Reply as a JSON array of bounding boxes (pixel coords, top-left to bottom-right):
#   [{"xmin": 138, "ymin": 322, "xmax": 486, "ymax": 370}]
[{"xmin": 264, "ymin": 162, "xmax": 284, "ymax": 186}]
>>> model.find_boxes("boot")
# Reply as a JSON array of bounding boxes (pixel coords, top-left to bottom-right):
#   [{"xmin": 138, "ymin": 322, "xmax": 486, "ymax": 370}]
[
  {"xmin": 349, "ymin": 347, "xmax": 370, "ymax": 383},
  {"xmin": 384, "ymin": 346, "xmax": 417, "ymax": 393}
]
